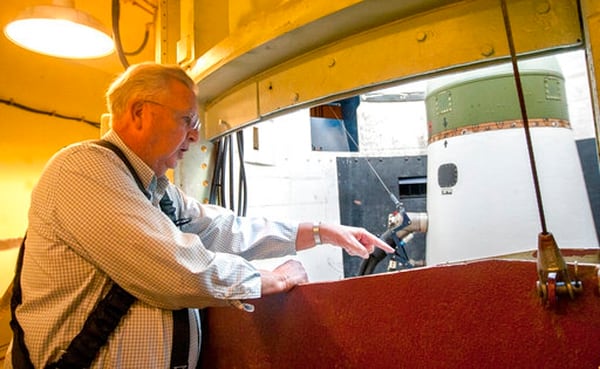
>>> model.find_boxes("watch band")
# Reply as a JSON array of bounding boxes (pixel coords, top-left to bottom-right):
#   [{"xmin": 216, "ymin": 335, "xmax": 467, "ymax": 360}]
[{"xmin": 312, "ymin": 222, "xmax": 322, "ymax": 245}]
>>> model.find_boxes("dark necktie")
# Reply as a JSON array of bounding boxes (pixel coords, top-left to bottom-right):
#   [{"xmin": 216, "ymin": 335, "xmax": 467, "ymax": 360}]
[{"xmin": 159, "ymin": 192, "xmax": 190, "ymax": 369}]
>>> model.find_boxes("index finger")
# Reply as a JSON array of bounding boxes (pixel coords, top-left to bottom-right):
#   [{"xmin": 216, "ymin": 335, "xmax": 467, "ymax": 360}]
[
  {"xmin": 355, "ymin": 229, "xmax": 395, "ymax": 254},
  {"xmin": 372, "ymin": 236, "xmax": 395, "ymax": 253}
]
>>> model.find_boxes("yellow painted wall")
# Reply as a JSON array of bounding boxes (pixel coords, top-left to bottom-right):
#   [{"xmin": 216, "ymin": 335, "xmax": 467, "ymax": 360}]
[
  {"xmin": 0, "ymin": 107, "xmax": 100, "ymax": 238},
  {"xmin": 0, "ymin": 46, "xmax": 112, "ymax": 239}
]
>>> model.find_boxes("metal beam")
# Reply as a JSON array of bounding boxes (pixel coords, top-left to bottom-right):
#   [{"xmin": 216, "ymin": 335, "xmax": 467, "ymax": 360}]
[{"xmin": 195, "ymin": 0, "xmax": 581, "ymax": 140}]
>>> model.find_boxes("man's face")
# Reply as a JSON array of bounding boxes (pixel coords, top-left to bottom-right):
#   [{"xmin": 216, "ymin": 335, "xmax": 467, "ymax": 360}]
[{"xmin": 141, "ymin": 81, "xmax": 199, "ymax": 176}]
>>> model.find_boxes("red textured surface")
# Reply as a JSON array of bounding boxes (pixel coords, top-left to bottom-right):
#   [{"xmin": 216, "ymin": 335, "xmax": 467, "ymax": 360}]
[{"xmin": 200, "ymin": 259, "xmax": 600, "ymax": 369}]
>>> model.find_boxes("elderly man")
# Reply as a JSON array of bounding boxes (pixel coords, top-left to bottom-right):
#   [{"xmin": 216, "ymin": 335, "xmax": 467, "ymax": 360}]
[{"xmin": 7, "ymin": 62, "xmax": 392, "ymax": 369}]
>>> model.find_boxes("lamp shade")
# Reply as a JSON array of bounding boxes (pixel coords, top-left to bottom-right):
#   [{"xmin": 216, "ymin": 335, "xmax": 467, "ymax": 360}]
[{"xmin": 4, "ymin": 1, "xmax": 114, "ymax": 59}]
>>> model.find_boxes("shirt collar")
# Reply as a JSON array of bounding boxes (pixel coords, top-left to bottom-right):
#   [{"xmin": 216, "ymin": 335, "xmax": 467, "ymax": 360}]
[{"xmin": 102, "ymin": 130, "xmax": 170, "ymax": 201}]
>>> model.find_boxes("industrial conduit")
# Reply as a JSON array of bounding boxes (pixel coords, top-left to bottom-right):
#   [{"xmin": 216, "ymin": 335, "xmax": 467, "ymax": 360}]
[
  {"xmin": 111, "ymin": 0, "xmax": 154, "ymax": 69},
  {"xmin": 112, "ymin": 0, "xmax": 129, "ymax": 69},
  {"xmin": 209, "ymin": 131, "xmax": 248, "ymax": 216},
  {"xmin": 0, "ymin": 98, "xmax": 100, "ymax": 128}
]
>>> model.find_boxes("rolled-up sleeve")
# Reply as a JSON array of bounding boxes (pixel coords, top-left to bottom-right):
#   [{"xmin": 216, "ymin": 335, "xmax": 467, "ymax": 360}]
[{"xmin": 176, "ymin": 188, "xmax": 298, "ymax": 259}]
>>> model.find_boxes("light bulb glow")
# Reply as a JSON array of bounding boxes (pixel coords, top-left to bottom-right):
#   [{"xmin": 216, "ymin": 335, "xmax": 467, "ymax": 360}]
[{"xmin": 4, "ymin": 5, "xmax": 115, "ymax": 59}]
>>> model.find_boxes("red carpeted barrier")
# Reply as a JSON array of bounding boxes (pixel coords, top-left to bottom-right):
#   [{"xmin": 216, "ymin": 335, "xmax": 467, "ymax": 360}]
[{"xmin": 201, "ymin": 258, "xmax": 600, "ymax": 369}]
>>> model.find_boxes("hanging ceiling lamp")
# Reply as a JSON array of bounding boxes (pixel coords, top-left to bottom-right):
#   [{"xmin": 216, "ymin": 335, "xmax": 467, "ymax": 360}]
[{"xmin": 4, "ymin": 0, "xmax": 115, "ymax": 59}]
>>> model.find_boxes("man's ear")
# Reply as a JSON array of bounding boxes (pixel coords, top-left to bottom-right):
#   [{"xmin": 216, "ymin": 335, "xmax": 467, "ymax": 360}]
[{"xmin": 130, "ymin": 100, "xmax": 145, "ymax": 128}]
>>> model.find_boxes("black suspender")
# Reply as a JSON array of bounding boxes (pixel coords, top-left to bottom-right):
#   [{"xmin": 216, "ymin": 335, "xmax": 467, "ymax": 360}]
[
  {"xmin": 9, "ymin": 236, "xmax": 34, "ymax": 369},
  {"xmin": 10, "ymin": 139, "xmax": 191, "ymax": 369},
  {"xmin": 47, "ymin": 285, "xmax": 137, "ymax": 369}
]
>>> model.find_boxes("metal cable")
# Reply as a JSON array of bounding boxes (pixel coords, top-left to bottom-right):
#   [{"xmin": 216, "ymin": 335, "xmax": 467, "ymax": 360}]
[
  {"xmin": 500, "ymin": 0, "xmax": 548, "ymax": 234},
  {"xmin": 325, "ymin": 105, "xmax": 402, "ymax": 208},
  {"xmin": 0, "ymin": 98, "xmax": 100, "ymax": 128},
  {"xmin": 112, "ymin": 0, "xmax": 130, "ymax": 69}
]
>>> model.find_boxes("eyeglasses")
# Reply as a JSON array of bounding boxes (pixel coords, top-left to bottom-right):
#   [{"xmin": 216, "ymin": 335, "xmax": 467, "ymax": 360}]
[{"xmin": 143, "ymin": 100, "xmax": 200, "ymax": 131}]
